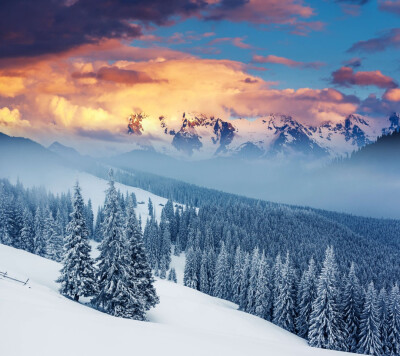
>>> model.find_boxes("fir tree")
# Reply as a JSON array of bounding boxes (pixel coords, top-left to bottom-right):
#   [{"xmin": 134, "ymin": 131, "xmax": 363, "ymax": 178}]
[
  {"xmin": 20, "ymin": 207, "xmax": 34, "ymax": 253},
  {"xmin": 168, "ymin": 268, "xmax": 177, "ymax": 283},
  {"xmin": 342, "ymin": 262, "xmax": 363, "ymax": 352},
  {"xmin": 33, "ymin": 206, "xmax": 46, "ymax": 257},
  {"xmin": 124, "ymin": 197, "xmax": 159, "ymax": 319},
  {"xmin": 296, "ymin": 257, "xmax": 317, "ymax": 339},
  {"xmin": 199, "ymin": 249, "xmax": 210, "ymax": 294},
  {"xmin": 254, "ymin": 254, "xmax": 272, "ymax": 321},
  {"xmin": 57, "ymin": 182, "xmax": 96, "ymax": 301},
  {"xmin": 246, "ymin": 248, "xmax": 260, "ymax": 314},
  {"xmin": 308, "ymin": 246, "xmax": 346, "ymax": 351},
  {"xmin": 214, "ymin": 242, "xmax": 231, "ymax": 300},
  {"xmin": 184, "ymin": 247, "xmax": 199, "ymax": 289},
  {"xmin": 273, "ymin": 252, "xmax": 296, "ymax": 333},
  {"xmin": 378, "ymin": 288, "xmax": 390, "ymax": 355},
  {"xmin": 388, "ymin": 284, "xmax": 400, "ymax": 355},
  {"xmin": 232, "ymin": 246, "xmax": 243, "ymax": 304},
  {"xmin": 358, "ymin": 282, "xmax": 382, "ymax": 356},
  {"xmin": 92, "ymin": 170, "xmax": 145, "ymax": 319}
]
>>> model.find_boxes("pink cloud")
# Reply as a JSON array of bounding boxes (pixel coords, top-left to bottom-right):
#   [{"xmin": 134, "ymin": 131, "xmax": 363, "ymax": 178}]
[
  {"xmin": 383, "ymin": 88, "xmax": 400, "ymax": 102},
  {"xmin": 348, "ymin": 28, "xmax": 400, "ymax": 53},
  {"xmin": 252, "ymin": 54, "xmax": 324, "ymax": 69},
  {"xmin": 208, "ymin": 37, "xmax": 252, "ymax": 49},
  {"xmin": 379, "ymin": 0, "xmax": 400, "ymax": 15},
  {"xmin": 331, "ymin": 66, "xmax": 398, "ymax": 89}
]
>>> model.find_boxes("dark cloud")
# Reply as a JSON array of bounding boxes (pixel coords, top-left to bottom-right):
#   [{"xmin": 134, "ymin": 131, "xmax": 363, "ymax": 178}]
[
  {"xmin": 335, "ymin": 0, "xmax": 369, "ymax": 4},
  {"xmin": 379, "ymin": 1, "xmax": 400, "ymax": 15},
  {"xmin": 331, "ymin": 66, "xmax": 398, "ymax": 89},
  {"xmin": 348, "ymin": 28, "xmax": 400, "ymax": 53},
  {"xmin": 359, "ymin": 94, "xmax": 400, "ymax": 117},
  {"xmin": 343, "ymin": 57, "xmax": 362, "ymax": 68},
  {"xmin": 72, "ymin": 66, "xmax": 162, "ymax": 84},
  {"xmin": 0, "ymin": 0, "xmax": 207, "ymax": 59}
]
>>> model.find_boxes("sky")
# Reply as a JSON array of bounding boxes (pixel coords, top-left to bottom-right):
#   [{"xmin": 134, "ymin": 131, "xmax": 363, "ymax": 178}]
[{"xmin": 0, "ymin": 0, "xmax": 399, "ymax": 152}]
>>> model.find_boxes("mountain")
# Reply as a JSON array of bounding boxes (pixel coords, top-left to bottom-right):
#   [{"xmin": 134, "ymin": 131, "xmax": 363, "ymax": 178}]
[
  {"xmin": 126, "ymin": 112, "xmax": 400, "ymax": 159},
  {"xmin": 337, "ymin": 125, "xmax": 400, "ymax": 174},
  {"xmin": 48, "ymin": 141, "xmax": 81, "ymax": 160}
]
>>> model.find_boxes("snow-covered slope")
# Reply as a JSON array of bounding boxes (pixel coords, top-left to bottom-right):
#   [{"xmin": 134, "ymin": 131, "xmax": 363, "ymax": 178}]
[
  {"xmin": 0, "ymin": 244, "xmax": 346, "ymax": 356},
  {"xmin": 6, "ymin": 170, "xmax": 172, "ymax": 222}
]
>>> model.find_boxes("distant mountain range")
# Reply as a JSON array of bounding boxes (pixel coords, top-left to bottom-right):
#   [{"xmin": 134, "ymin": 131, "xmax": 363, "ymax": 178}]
[{"xmin": 127, "ymin": 112, "xmax": 400, "ymax": 159}]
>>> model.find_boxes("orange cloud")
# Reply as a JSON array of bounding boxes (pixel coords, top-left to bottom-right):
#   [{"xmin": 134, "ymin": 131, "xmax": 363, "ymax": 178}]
[
  {"xmin": 0, "ymin": 41, "xmax": 364, "ymax": 151},
  {"xmin": 253, "ymin": 54, "xmax": 324, "ymax": 69},
  {"xmin": 383, "ymin": 88, "xmax": 400, "ymax": 102}
]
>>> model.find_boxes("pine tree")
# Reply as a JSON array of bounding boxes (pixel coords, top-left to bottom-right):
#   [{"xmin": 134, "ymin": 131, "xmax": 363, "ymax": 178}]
[
  {"xmin": 239, "ymin": 253, "xmax": 251, "ymax": 310},
  {"xmin": 388, "ymin": 283, "xmax": 400, "ymax": 355},
  {"xmin": 273, "ymin": 252, "xmax": 296, "ymax": 333},
  {"xmin": 148, "ymin": 198, "xmax": 154, "ymax": 218},
  {"xmin": 168, "ymin": 268, "xmax": 177, "ymax": 283},
  {"xmin": 33, "ymin": 206, "xmax": 46, "ymax": 257},
  {"xmin": 308, "ymin": 246, "xmax": 346, "ymax": 351},
  {"xmin": 160, "ymin": 256, "xmax": 167, "ymax": 279},
  {"xmin": 57, "ymin": 182, "xmax": 96, "ymax": 301},
  {"xmin": 358, "ymin": 282, "xmax": 382, "ymax": 356},
  {"xmin": 378, "ymin": 288, "xmax": 390, "ymax": 355},
  {"xmin": 92, "ymin": 170, "xmax": 145, "ymax": 319},
  {"xmin": 254, "ymin": 254, "xmax": 272, "ymax": 321},
  {"xmin": 296, "ymin": 257, "xmax": 317, "ymax": 339},
  {"xmin": 199, "ymin": 249, "xmax": 210, "ymax": 294},
  {"xmin": 44, "ymin": 209, "xmax": 63, "ymax": 261},
  {"xmin": 184, "ymin": 247, "xmax": 199, "ymax": 289},
  {"xmin": 342, "ymin": 262, "xmax": 363, "ymax": 352},
  {"xmin": 246, "ymin": 248, "xmax": 260, "ymax": 314},
  {"xmin": 20, "ymin": 207, "xmax": 34, "ymax": 252},
  {"xmin": 86, "ymin": 199, "xmax": 94, "ymax": 238},
  {"xmin": 124, "ymin": 198, "xmax": 159, "ymax": 319},
  {"xmin": 213, "ymin": 242, "xmax": 231, "ymax": 300},
  {"xmin": 232, "ymin": 246, "xmax": 243, "ymax": 304}
]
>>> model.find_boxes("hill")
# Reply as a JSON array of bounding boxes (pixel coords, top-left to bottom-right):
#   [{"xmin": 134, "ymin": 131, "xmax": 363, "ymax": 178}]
[{"xmin": 0, "ymin": 244, "xmax": 344, "ymax": 356}]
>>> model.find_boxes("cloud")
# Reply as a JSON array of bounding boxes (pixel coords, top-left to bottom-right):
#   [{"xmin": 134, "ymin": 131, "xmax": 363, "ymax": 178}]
[
  {"xmin": 72, "ymin": 66, "xmax": 161, "ymax": 84},
  {"xmin": 208, "ymin": 37, "xmax": 252, "ymax": 49},
  {"xmin": 383, "ymin": 88, "xmax": 400, "ymax": 102},
  {"xmin": 379, "ymin": 1, "xmax": 400, "ymax": 15},
  {"xmin": 252, "ymin": 54, "xmax": 324, "ymax": 69},
  {"xmin": 0, "ymin": 107, "xmax": 30, "ymax": 135},
  {"xmin": 335, "ymin": 0, "xmax": 369, "ymax": 4},
  {"xmin": 331, "ymin": 66, "xmax": 398, "ymax": 89},
  {"xmin": 343, "ymin": 57, "xmax": 362, "ymax": 68},
  {"xmin": 0, "ymin": 0, "xmax": 322, "ymax": 62},
  {"xmin": 348, "ymin": 28, "xmax": 400, "ymax": 53}
]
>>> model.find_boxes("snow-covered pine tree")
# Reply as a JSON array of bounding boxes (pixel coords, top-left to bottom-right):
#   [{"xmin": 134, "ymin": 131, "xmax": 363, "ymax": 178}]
[
  {"xmin": 148, "ymin": 198, "xmax": 154, "ymax": 218},
  {"xmin": 124, "ymin": 197, "xmax": 159, "ymax": 320},
  {"xmin": 213, "ymin": 242, "xmax": 232, "ymax": 300},
  {"xmin": 86, "ymin": 199, "xmax": 94, "ymax": 238},
  {"xmin": 296, "ymin": 257, "xmax": 317, "ymax": 339},
  {"xmin": 232, "ymin": 246, "xmax": 243, "ymax": 304},
  {"xmin": 308, "ymin": 246, "xmax": 346, "ymax": 351},
  {"xmin": 168, "ymin": 268, "xmax": 177, "ymax": 283},
  {"xmin": 160, "ymin": 256, "xmax": 167, "ymax": 279},
  {"xmin": 184, "ymin": 247, "xmax": 199, "ymax": 289},
  {"xmin": 20, "ymin": 207, "xmax": 34, "ymax": 253},
  {"xmin": 239, "ymin": 252, "xmax": 251, "ymax": 310},
  {"xmin": 357, "ymin": 282, "xmax": 382, "ymax": 356},
  {"xmin": 378, "ymin": 287, "xmax": 390, "ymax": 355},
  {"xmin": 342, "ymin": 262, "xmax": 363, "ymax": 352},
  {"xmin": 92, "ymin": 170, "xmax": 145, "ymax": 319},
  {"xmin": 44, "ymin": 209, "xmax": 63, "ymax": 261},
  {"xmin": 199, "ymin": 249, "xmax": 210, "ymax": 294},
  {"xmin": 94, "ymin": 207, "xmax": 104, "ymax": 242},
  {"xmin": 57, "ymin": 182, "xmax": 96, "ymax": 301},
  {"xmin": 388, "ymin": 283, "xmax": 400, "ymax": 355},
  {"xmin": 254, "ymin": 254, "xmax": 272, "ymax": 321},
  {"xmin": 33, "ymin": 206, "xmax": 46, "ymax": 257},
  {"xmin": 246, "ymin": 247, "xmax": 260, "ymax": 314},
  {"xmin": 273, "ymin": 252, "xmax": 296, "ymax": 333}
]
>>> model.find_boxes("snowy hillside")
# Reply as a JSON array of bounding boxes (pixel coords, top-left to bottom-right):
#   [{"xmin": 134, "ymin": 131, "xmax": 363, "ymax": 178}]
[
  {"xmin": 7, "ymin": 170, "xmax": 174, "ymax": 222},
  {"xmin": 0, "ymin": 244, "xmax": 346, "ymax": 356}
]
